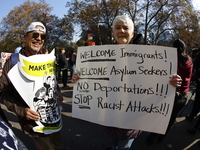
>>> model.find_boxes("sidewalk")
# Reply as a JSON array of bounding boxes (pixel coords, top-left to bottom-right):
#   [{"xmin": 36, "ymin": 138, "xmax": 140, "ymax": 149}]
[{"xmin": 1, "ymin": 81, "xmax": 200, "ymax": 150}]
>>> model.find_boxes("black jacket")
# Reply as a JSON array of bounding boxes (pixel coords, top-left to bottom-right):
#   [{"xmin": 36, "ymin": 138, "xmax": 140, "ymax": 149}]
[{"xmin": 58, "ymin": 53, "xmax": 68, "ymax": 69}]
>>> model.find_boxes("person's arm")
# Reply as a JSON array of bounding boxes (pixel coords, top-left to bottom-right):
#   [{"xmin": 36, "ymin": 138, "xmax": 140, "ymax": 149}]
[
  {"xmin": 24, "ymin": 108, "xmax": 40, "ymax": 120},
  {"xmin": 57, "ymin": 91, "xmax": 63, "ymax": 103},
  {"xmin": 179, "ymin": 60, "xmax": 193, "ymax": 94},
  {"xmin": 1, "ymin": 59, "xmax": 39, "ymax": 121},
  {"xmin": 56, "ymin": 84, "xmax": 63, "ymax": 103},
  {"xmin": 72, "ymin": 73, "xmax": 80, "ymax": 83}
]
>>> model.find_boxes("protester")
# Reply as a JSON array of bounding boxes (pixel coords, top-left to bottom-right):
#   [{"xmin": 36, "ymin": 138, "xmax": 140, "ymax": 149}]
[
  {"xmin": 58, "ymin": 47, "xmax": 69, "ymax": 90},
  {"xmin": 70, "ymin": 50, "xmax": 77, "ymax": 74},
  {"xmin": 85, "ymin": 40, "xmax": 95, "ymax": 46},
  {"xmin": 72, "ymin": 15, "xmax": 182, "ymax": 150},
  {"xmin": 146, "ymin": 39, "xmax": 193, "ymax": 145},
  {"xmin": 56, "ymin": 53, "xmax": 61, "ymax": 80},
  {"xmin": 186, "ymin": 48, "xmax": 200, "ymax": 134},
  {"xmin": 0, "ymin": 73, "xmax": 11, "ymax": 128},
  {"xmin": 66, "ymin": 50, "xmax": 72, "ymax": 80},
  {"xmin": 0, "ymin": 22, "xmax": 66, "ymax": 150},
  {"xmin": 186, "ymin": 48, "xmax": 200, "ymax": 122},
  {"xmin": 85, "ymin": 33, "xmax": 95, "ymax": 46}
]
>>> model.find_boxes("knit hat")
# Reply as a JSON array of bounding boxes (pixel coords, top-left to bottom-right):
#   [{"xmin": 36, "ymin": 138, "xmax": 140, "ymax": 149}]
[
  {"xmin": 173, "ymin": 39, "xmax": 186, "ymax": 54},
  {"xmin": 26, "ymin": 22, "xmax": 46, "ymax": 34}
]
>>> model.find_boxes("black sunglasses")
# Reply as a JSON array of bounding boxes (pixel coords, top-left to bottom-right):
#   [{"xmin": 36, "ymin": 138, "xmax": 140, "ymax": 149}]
[{"xmin": 31, "ymin": 32, "xmax": 46, "ymax": 40}]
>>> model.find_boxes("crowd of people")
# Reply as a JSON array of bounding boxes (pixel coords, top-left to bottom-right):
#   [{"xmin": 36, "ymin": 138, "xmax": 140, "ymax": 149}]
[
  {"xmin": 56, "ymin": 47, "xmax": 77, "ymax": 90},
  {"xmin": 0, "ymin": 14, "xmax": 199, "ymax": 150}
]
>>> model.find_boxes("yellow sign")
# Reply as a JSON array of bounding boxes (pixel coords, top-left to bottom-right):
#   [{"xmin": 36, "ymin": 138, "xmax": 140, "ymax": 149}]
[{"xmin": 22, "ymin": 59, "xmax": 56, "ymax": 77}]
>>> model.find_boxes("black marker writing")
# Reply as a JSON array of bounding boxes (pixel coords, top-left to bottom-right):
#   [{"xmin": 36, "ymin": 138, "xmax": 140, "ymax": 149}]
[
  {"xmin": 165, "ymin": 85, "xmax": 168, "ymax": 98},
  {"xmin": 110, "ymin": 66, "xmax": 137, "ymax": 81},
  {"xmin": 160, "ymin": 84, "xmax": 163, "ymax": 96},
  {"xmin": 138, "ymin": 66, "xmax": 167, "ymax": 76},
  {"xmin": 126, "ymin": 101, "xmax": 169, "ymax": 116},
  {"xmin": 94, "ymin": 83, "xmax": 154, "ymax": 97},
  {"xmin": 120, "ymin": 48, "xmax": 164, "ymax": 64},
  {"xmin": 169, "ymin": 62, "xmax": 172, "ymax": 75},
  {"xmin": 81, "ymin": 59, "xmax": 116, "ymax": 63},
  {"xmin": 77, "ymin": 67, "xmax": 107, "ymax": 76},
  {"xmin": 78, "ymin": 105, "xmax": 91, "ymax": 109},
  {"xmin": 77, "ymin": 82, "xmax": 89, "ymax": 91},
  {"xmin": 155, "ymin": 83, "xmax": 168, "ymax": 98},
  {"xmin": 97, "ymin": 97, "xmax": 124, "ymax": 110},
  {"xmin": 164, "ymin": 50, "xmax": 167, "ymax": 62},
  {"xmin": 79, "ymin": 78, "xmax": 110, "ymax": 81},
  {"xmin": 74, "ymin": 94, "xmax": 92, "ymax": 105},
  {"xmin": 80, "ymin": 49, "xmax": 116, "ymax": 59}
]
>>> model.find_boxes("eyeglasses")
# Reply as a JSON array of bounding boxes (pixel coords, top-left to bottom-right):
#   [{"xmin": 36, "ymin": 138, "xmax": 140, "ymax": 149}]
[{"xmin": 31, "ymin": 32, "xmax": 46, "ymax": 40}]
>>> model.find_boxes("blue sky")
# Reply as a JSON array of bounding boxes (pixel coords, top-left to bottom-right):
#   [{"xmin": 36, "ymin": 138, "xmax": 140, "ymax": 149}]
[
  {"xmin": 1, "ymin": 0, "xmax": 199, "ymax": 22},
  {"xmin": 0, "ymin": 0, "xmax": 82, "ymax": 41},
  {"xmin": 0, "ymin": 0, "xmax": 69, "ymax": 21}
]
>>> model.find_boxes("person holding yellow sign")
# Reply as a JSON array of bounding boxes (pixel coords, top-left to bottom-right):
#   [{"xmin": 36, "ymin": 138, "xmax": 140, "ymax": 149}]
[{"xmin": 0, "ymin": 22, "xmax": 66, "ymax": 150}]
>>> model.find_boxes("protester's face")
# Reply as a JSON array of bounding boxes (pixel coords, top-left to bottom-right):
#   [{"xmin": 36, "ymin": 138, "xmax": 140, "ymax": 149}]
[
  {"xmin": 24, "ymin": 26, "xmax": 45, "ymax": 56},
  {"xmin": 113, "ymin": 21, "xmax": 134, "ymax": 44},
  {"xmin": 61, "ymin": 49, "xmax": 65, "ymax": 53}
]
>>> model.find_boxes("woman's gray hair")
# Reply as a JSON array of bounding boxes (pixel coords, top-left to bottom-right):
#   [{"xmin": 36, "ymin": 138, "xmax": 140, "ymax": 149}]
[{"xmin": 112, "ymin": 15, "xmax": 134, "ymax": 31}]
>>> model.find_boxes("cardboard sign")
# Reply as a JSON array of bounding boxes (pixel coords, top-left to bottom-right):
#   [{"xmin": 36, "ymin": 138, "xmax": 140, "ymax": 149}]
[
  {"xmin": 72, "ymin": 44, "xmax": 177, "ymax": 134},
  {"xmin": 8, "ymin": 50, "xmax": 62, "ymax": 134}
]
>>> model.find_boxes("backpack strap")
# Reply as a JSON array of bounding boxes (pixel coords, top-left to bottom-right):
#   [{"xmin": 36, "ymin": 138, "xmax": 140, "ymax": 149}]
[{"xmin": 10, "ymin": 53, "xmax": 19, "ymax": 68}]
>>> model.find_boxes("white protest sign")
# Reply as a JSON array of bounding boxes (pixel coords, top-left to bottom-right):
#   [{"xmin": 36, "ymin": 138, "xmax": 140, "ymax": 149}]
[
  {"xmin": 8, "ymin": 50, "xmax": 62, "ymax": 134},
  {"xmin": 72, "ymin": 44, "xmax": 177, "ymax": 134}
]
